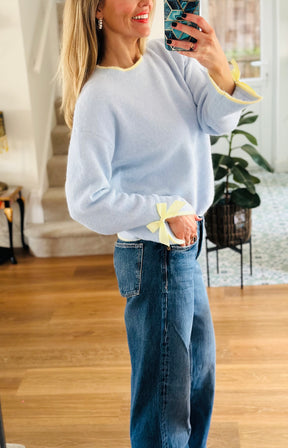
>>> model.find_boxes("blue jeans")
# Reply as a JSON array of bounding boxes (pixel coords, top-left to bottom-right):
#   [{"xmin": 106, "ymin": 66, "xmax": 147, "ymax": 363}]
[{"xmin": 113, "ymin": 221, "xmax": 216, "ymax": 448}]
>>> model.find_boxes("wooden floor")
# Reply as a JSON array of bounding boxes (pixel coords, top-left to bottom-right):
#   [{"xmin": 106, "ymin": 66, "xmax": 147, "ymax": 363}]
[{"xmin": 0, "ymin": 250, "xmax": 288, "ymax": 448}]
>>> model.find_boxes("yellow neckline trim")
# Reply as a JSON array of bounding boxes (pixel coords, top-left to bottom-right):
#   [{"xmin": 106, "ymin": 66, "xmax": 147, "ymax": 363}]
[
  {"xmin": 96, "ymin": 56, "xmax": 143, "ymax": 72},
  {"xmin": 208, "ymin": 59, "xmax": 263, "ymax": 105}
]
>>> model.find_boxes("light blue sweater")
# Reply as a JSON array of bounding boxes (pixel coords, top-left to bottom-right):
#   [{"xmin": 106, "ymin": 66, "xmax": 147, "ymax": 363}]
[{"xmin": 66, "ymin": 39, "xmax": 261, "ymax": 245}]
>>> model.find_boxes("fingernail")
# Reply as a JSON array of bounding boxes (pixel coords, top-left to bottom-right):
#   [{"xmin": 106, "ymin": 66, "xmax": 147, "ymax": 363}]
[
  {"xmin": 181, "ymin": 13, "xmax": 187, "ymax": 18},
  {"xmin": 171, "ymin": 22, "xmax": 177, "ymax": 27},
  {"xmin": 167, "ymin": 39, "xmax": 172, "ymax": 44},
  {"xmin": 176, "ymin": 16, "xmax": 183, "ymax": 20}
]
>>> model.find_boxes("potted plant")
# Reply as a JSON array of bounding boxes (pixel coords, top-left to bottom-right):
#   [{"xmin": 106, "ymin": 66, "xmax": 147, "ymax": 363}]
[{"xmin": 205, "ymin": 110, "xmax": 273, "ymax": 247}]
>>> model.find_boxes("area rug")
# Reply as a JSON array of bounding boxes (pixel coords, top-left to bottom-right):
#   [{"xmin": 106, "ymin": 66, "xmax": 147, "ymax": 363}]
[{"xmin": 198, "ymin": 172, "xmax": 288, "ymax": 287}]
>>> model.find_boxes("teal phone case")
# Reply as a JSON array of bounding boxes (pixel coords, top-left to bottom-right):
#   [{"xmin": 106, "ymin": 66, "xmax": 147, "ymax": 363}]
[{"xmin": 164, "ymin": 0, "xmax": 200, "ymax": 51}]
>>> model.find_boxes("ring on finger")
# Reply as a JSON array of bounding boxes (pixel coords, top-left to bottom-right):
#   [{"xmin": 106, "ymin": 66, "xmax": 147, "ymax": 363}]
[{"xmin": 190, "ymin": 41, "xmax": 197, "ymax": 52}]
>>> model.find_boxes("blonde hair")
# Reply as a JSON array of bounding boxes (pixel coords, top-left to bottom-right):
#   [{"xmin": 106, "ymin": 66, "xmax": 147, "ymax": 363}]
[{"xmin": 59, "ymin": 0, "xmax": 151, "ymax": 129}]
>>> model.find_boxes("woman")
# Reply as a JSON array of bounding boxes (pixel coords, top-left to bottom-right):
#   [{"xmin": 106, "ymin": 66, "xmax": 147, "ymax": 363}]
[{"xmin": 61, "ymin": 1, "xmax": 261, "ymax": 447}]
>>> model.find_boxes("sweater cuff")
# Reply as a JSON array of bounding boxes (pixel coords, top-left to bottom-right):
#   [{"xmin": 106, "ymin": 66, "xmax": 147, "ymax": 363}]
[
  {"xmin": 208, "ymin": 59, "xmax": 262, "ymax": 105},
  {"xmin": 146, "ymin": 200, "xmax": 196, "ymax": 246}
]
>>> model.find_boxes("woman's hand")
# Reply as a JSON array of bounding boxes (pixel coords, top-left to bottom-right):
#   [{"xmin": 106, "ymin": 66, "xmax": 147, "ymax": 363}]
[
  {"xmin": 166, "ymin": 215, "xmax": 202, "ymax": 247},
  {"xmin": 167, "ymin": 14, "xmax": 235, "ymax": 95}
]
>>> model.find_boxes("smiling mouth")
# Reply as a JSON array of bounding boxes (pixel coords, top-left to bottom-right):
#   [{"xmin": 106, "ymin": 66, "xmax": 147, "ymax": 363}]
[{"xmin": 132, "ymin": 13, "xmax": 149, "ymax": 21}]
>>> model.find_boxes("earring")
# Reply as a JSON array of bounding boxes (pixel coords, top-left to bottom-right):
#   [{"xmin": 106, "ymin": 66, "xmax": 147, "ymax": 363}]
[{"xmin": 97, "ymin": 18, "xmax": 103, "ymax": 30}]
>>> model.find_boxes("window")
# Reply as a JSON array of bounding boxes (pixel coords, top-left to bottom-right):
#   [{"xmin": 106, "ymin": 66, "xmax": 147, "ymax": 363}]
[{"xmin": 203, "ymin": 0, "xmax": 261, "ymax": 78}]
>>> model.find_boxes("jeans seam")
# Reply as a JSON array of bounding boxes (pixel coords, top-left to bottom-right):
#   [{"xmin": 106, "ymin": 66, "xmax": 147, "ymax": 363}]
[
  {"xmin": 160, "ymin": 294, "xmax": 169, "ymax": 448},
  {"xmin": 137, "ymin": 245, "xmax": 144, "ymax": 296},
  {"xmin": 160, "ymin": 248, "xmax": 169, "ymax": 448},
  {"xmin": 114, "ymin": 241, "xmax": 143, "ymax": 249}
]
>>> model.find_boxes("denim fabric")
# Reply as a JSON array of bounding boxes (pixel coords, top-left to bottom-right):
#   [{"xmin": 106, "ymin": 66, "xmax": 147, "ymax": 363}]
[{"xmin": 113, "ymin": 221, "xmax": 216, "ymax": 448}]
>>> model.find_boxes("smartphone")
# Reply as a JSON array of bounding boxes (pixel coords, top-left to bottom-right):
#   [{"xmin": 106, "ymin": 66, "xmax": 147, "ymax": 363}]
[{"xmin": 164, "ymin": 0, "xmax": 200, "ymax": 51}]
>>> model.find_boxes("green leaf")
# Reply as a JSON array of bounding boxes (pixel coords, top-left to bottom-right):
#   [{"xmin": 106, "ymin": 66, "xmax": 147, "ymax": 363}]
[
  {"xmin": 231, "ymin": 165, "xmax": 256, "ymax": 194},
  {"xmin": 232, "ymin": 129, "xmax": 258, "ymax": 146},
  {"xmin": 237, "ymin": 114, "xmax": 258, "ymax": 127},
  {"xmin": 212, "ymin": 153, "xmax": 233, "ymax": 180},
  {"xmin": 210, "ymin": 135, "xmax": 228, "ymax": 145},
  {"xmin": 241, "ymin": 144, "xmax": 274, "ymax": 172},
  {"xmin": 227, "ymin": 182, "xmax": 239, "ymax": 190},
  {"xmin": 231, "ymin": 189, "xmax": 261, "ymax": 208},
  {"xmin": 250, "ymin": 175, "xmax": 261, "ymax": 184},
  {"xmin": 232, "ymin": 157, "xmax": 249, "ymax": 168},
  {"xmin": 214, "ymin": 166, "xmax": 229, "ymax": 181},
  {"xmin": 240, "ymin": 110, "xmax": 253, "ymax": 117},
  {"xmin": 212, "ymin": 153, "xmax": 234, "ymax": 169},
  {"xmin": 213, "ymin": 182, "xmax": 226, "ymax": 205}
]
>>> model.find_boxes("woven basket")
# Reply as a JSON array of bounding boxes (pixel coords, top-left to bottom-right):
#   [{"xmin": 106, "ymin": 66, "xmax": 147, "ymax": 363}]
[{"xmin": 205, "ymin": 203, "xmax": 252, "ymax": 248}]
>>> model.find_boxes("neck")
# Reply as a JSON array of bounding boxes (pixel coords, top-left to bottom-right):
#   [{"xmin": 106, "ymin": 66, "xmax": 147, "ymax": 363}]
[{"xmin": 100, "ymin": 35, "xmax": 142, "ymax": 69}]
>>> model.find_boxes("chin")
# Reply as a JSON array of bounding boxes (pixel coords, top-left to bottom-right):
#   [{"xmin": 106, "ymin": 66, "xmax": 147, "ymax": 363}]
[{"xmin": 141, "ymin": 26, "xmax": 152, "ymax": 38}]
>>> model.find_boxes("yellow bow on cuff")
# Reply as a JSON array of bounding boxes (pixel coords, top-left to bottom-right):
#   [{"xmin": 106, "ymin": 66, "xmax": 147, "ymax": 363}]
[
  {"xmin": 231, "ymin": 59, "xmax": 262, "ymax": 100},
  {"xmin": 147, "ymin": 200, "xmax": 195, "ymax": 247}
]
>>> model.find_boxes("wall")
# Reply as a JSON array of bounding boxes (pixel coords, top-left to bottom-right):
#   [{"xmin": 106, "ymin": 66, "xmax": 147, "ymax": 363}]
[
  {"xmin": 0, "ymin": 0, "xmax": 37, "ymax": 246},
  {"xmin": 274, "ymin": 0, "xmax": 288, "ymax": 171},
  {"xmin": 0, "ymin": 0, "xmax": 38, "ymax": 188},
  {"xmin": 18, "ymin": 0, "xmax": 59, "ymax": 220},
  {"xmin": 0, "ymin": 0, "xmax": 59, "ymax": 246}
]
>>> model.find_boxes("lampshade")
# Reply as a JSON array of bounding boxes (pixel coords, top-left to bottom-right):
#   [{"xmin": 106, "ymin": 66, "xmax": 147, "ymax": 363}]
[{"xmin": 0, "ymin": 111, "xmax": 8, "ymax": 153}]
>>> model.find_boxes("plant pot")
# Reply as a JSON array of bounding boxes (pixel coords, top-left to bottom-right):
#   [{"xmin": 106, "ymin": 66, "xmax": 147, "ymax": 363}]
[{"xmin": 205, "ymin": 203, "xmax": 252, "ymax": 248}]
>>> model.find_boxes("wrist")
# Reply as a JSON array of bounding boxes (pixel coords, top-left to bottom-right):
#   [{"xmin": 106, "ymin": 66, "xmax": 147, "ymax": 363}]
[{"xmin": 209, "ymin": 62, "xmax": 235, "ymax": 96}]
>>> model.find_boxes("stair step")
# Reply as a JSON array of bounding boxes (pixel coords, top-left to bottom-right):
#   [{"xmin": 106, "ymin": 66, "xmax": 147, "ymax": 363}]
[
  {"xmin": 29, "ymin": 94, "xmax": 116, "ymax": 257},
  {"xmin": 51, "ymin": 124, "xmax": 70, "ymax": 155},
  {"xmin": 42, "ymin": 187, "xmax": 70, "ymax": 222},
  {"xmin": 47, "ymin": 155, "xmax": 67, "ymax": 187},
  {"xmin": 55, "ymin": 97, "xmax": 66, "ymax": 125},
  {"xmin": 25, "ymin": 221, "xmax": 117, "ymax": 257}
]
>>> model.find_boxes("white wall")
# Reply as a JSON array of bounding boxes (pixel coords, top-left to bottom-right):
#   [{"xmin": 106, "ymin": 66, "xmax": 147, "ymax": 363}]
[
  {"xmin": 274, "ymin": 0, "xmax": 288, "ymax": 171},
  {"xmin": 0, "ymin": 0, "xmax": 38, "ymax": 188},
  {"xmin": 0, "ymin": 0, "xmax": 59, "ymax": 246},
  {"xmin": 18, "ymin": 0, "xmax": 59, "ymax": 217},
  {"xmin": 150, "ymin": 0, "xmax": 164, "ymax": 39}
]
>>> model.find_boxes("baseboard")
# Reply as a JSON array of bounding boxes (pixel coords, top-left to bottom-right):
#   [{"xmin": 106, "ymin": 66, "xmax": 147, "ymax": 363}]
[
  {"xmin": 274, "ymin": 159, "xmax": 288, "ymax": 172},
  {"xmin": 6, "ymin": 444, "xmax": 26, "ymax": 448}
]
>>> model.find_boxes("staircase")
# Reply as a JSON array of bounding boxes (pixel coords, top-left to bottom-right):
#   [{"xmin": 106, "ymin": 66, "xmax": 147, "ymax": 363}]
[{"xmin": 26, "ymin": 99, "xmax": 117, "ymax": 257}]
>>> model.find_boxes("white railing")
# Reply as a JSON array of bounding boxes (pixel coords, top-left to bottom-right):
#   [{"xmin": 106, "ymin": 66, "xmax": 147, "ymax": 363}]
[
  {"xmin": 32, "ymin": 0, "xmax": 54, "ymax": 73},
  {"xmin": 25, "ymin": 0, "xmax": 60, "ymax": 221},
  {"xmin": 28, "ymin": 0, "xmax": 60, "ymax": 74}
]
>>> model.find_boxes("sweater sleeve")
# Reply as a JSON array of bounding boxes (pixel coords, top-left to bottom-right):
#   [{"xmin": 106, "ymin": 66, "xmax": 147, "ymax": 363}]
[
  {"xmin": 183, "ymin": 57, "xmax": 262, "ymax": 135},
  {"xmin": 65, "ymin": 127, "xmax": 195, "ymax": 245}
]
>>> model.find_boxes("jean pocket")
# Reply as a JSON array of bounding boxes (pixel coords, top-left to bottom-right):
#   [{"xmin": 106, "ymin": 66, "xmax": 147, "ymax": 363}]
[
  {"xmin": 113, "ymin": 241, "xmax": 144, "ymax": 298},
  {"xmin": 170, "ymin": 242, "xmax": 197, "ymax": 251}
]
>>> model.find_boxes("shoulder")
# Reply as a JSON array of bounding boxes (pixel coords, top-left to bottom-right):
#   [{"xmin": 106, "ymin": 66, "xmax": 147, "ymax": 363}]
[
  {"xmin": 146, "ymin": 38, "xmax": 182, "ymax": 65},
  {"xmin": 77, "ymin": 70, "xmax": 106, "ymax": 108},
  {"xmin": 146, "ymin": 38, "xmax": 204, "ymax": 79},
  {"xmin": 146, "ymin": 38, "xmax": 167, "ymax": 55},
  {"xmin": 73, "ymin": 72, "xmax": 114, "ymax": 133},
  {"xmin": 144, "ymin": 38, "xmax": 187, "ymax": 82}
]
